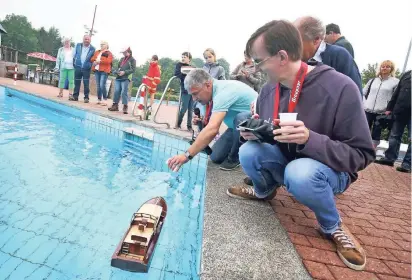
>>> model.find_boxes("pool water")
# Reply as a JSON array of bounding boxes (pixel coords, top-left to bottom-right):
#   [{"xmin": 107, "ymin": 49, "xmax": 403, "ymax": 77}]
[{"xmin": 0, "ymin": 87, "xmax": 207, "ymax": 280}]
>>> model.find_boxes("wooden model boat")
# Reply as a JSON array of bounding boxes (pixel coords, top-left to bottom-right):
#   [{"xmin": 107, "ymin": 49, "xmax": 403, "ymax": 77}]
[{"xmin": 111, "ymin": 197, "xmax": 167, "ymax": 272}]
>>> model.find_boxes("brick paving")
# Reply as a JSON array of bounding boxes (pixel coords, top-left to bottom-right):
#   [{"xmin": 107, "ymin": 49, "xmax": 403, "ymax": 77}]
[{"xmin": 269, "ymin": 163, "xmax": 411, "ymax": 279}]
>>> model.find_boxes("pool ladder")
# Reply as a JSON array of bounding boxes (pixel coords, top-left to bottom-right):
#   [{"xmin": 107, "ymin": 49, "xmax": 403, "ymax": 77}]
[
  {"xmin": 131, "ymin": 83, "xmax": 150, "ymax": 121},
  {"xmin": 152, "ymin": 76, "xmax": 182, "ymax": 129}
]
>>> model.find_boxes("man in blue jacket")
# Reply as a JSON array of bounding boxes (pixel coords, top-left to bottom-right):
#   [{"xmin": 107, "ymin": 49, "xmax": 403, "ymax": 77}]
[
  {"xmin": 70, "ymin": 34, "xmax": 96, "ymax": 103},
  {"xmin": 294, "ymin": 16, "xmax": 362, "ymax": 95}
]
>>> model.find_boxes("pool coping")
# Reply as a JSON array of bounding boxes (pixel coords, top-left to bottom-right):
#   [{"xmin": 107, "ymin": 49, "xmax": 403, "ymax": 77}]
[{"xmin": 0, "ymin": 81, "xmax": 311, "ymax": 280}]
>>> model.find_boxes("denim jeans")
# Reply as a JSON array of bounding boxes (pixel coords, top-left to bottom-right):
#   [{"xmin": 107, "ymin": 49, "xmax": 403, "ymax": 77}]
[
  {"xmin": 95, "ymin": 71, "xmax": 108, "ymax": 101},
  {"xmin": 177, "ymin": 93, "xmax": 193, "ymax": 128},
  {"xmin": 239, "ymin": 141, "xmax": 349, "ymax": 233},
  {"xmin": 384, "ymin": 117, "xmax": 411, "ymax": 168},
  {"xmin": 210, "ymin": 111, "xmax": 250, "ymax": 163},
  {"xmin": 73, "ymin": 67, "xmax": 91, "ymax": 99},
  {"xmin": 113, "ymin": 79, "xmax": 130, "ymax": 105}
]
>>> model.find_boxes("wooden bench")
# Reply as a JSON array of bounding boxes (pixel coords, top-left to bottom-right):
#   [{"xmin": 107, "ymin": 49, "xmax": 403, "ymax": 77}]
[{"xmin": 5, "ymin": 65, "xmax": 24, "ymax": 80}]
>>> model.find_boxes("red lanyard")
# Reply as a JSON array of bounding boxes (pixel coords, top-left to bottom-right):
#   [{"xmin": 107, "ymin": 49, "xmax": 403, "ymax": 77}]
[
  {"xmin": 204, "ymin": 101, "xmax": 213, "ymax": 125},
  {"xmin": 120, "ymin": 56, "xmax": 130, "ymax": 67},
  {"xmin": 273, "ymin": 62, "xmax": 308, "ymax": 120}
]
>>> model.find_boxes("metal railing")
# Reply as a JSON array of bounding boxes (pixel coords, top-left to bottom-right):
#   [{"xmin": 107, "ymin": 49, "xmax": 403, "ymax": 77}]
[
  {"xmin": 131, "ymin": 83, "xmax": 149, "ymax": 120},
  {"xmin": 153, "ymin": 76, "xmax": 181, "ymax": 129}
]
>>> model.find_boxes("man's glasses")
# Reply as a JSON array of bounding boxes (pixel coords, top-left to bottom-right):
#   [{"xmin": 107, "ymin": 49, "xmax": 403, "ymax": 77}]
[{"xmin": 254, "ymin": 56, "xmax": 272, "ymax": 70}]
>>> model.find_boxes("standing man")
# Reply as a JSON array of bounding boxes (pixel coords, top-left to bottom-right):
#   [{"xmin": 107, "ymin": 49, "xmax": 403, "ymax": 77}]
[
  {"xmin": 167, "ymin": 69, "xmax": 257, "ymax": 171},
  {"xmin": 375, "ymin": 70, "xmax": 411, "ymax": 173},
  {"xmin": 294, "ymin": 16, "xmax": 362, "ymax": 94},
  {"xmin": 325, "ymin": 23, "xmax": 355, "ymax": 59},
  {"xmin": 228, "ymin": 19, "xmax": 374, "ymax": 271},
  {"xmin": 70, "ymin": 34, "xmax": 95, "ymax": 103}
]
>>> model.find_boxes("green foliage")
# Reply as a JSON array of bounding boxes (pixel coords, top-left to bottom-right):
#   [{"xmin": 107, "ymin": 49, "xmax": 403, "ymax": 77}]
[
  {"xmin": 217, "ymin": 58, "xmax": 230, "ymax": 79},
  {"xmin": 1, "ymin": 14, "xmax": 39, "ymax": 53},
  {"xmin": 191, "ymin": 58, "xmax": 204, "ymax": 68}
]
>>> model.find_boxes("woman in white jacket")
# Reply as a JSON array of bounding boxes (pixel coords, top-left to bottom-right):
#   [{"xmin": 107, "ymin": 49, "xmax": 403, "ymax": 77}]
[
  {"xmin": 363, "ymin": 60, "xmax": 399, "ymax": 147},
  {"xmin": 55, "ymin": 37, "xmax": 75, "ymax": 98}
]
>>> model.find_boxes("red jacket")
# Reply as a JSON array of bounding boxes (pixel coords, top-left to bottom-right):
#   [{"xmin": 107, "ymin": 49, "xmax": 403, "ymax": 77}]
[
  {"xmin": 141, "ymin": 61, "xmax": 161, "ymax": 95},
  {"xmin": 90, "ymin": 50, "xmax": 113, "ymax": 74}
]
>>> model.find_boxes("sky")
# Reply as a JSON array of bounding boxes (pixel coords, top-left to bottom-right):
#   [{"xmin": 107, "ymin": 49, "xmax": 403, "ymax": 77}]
[{"xmin": 1, "ymin": 0, "xmax": 412, "ymax": 72}]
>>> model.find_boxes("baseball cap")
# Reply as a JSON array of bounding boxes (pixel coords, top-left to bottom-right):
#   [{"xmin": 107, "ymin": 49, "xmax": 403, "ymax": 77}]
[{"xmin": 120, "ymin": 46, "xmax": 131, "ymax": 53}]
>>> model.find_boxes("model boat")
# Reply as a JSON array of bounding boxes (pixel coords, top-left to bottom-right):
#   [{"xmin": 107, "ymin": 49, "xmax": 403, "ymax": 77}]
[{"xmin": 111, "ymin": 197, "xmax": 167, "ymax": 272}]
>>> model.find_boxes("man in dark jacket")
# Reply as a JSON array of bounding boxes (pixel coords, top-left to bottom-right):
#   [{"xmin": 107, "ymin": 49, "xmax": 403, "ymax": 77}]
[
  {"xmin": 108, "ymin": 47, "xmax": 136, "ymax": 114},
  {"xmin": 294, "ymin": 16, "xmax": 362, "ymax": 94},
  {"xmin": 375, "ymin": 70, "xmax": 411, "ymax": 172},
  {"xmin": 228, "ymin": 20, "xmax": 374, "ymax": 271},
  {"xmin": 325, "ymin": 23, "xmax": 355, "ymax": 59},
  {"xmin": 70, "ymin": 34, "xmax": 95, "ymax": 103},
  {"xmin": 174, "ymin": 52, "xmax": 195, "ymax": 130}
]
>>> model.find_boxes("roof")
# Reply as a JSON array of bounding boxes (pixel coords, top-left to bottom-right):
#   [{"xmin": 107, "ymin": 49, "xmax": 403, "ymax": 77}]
[{"xmin": 0, "ymin": 23, "xmax": 7, "ymax": 34}]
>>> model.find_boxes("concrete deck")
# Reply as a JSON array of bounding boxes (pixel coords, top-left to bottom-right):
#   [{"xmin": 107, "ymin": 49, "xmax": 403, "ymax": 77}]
[{"xmin": 0, "ymin": 78, "xmax": 311, "ymax": 279}]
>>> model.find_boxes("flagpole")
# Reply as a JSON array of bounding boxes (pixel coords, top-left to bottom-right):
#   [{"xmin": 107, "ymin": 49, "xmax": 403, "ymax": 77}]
[
  {"xmin": 402, "ymin": 37, "xmax": 412, "ymax": 73},
  {"xmin": 90, "ymin": 5, "xmax": 97, "ymax": 37}
]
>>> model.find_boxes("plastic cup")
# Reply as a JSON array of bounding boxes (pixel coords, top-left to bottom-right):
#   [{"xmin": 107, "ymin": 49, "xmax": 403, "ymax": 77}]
[
  {"xmin": 279, "ymin": 113, "xmax": 298, "ymax": 122},
  {"xmin": 278, "ymin": 113, "xmax": 298, "ymax": 135}
]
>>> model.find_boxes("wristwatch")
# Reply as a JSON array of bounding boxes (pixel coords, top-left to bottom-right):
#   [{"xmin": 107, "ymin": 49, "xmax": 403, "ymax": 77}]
[{"xmin": 184, "ymin": 151, "xmax": 193, "ymax": 160}]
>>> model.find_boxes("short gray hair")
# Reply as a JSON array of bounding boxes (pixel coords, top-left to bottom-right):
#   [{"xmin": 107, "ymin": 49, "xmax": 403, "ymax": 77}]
[
  {"xmin": 294, "ymin": 16, "xmax": 325, "ymax": 41},
  {"xmin": 184, "ymin": 69, "xmax": 212, "ymax": 92}
]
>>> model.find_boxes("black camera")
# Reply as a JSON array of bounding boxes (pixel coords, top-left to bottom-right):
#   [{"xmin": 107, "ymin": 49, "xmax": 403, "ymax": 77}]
[
  {"xmin": 237, "ymin": 118, "xmax": 279, "ymax": 145},
  {"xmin": 189, "ymin": 108, "xmax": 213, "ymax": 155}
]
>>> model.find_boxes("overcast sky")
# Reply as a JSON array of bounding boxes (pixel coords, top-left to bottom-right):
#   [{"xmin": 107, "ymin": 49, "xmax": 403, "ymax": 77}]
[{"xmin": 1, "ymin": 0, "xmax": 411, "ymax": 72}]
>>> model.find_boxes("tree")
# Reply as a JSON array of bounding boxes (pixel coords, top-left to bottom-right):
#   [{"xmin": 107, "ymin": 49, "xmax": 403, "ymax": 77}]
[
  {"xmin": 361, "ymin": 63, "xmax": 378, "ymax": 86},
  {"xmin": 0, "ymin": 14, "xmax": 39, "ymax": 54},
  {"xmin": 36, "ymin": 26, "xmax": 62, "ymax": 57},
  {"xmin": 191, "ymin": 58, "xmax": 204, "ymax": 68},
  {"xmin": 217, "ymin": 58, "xmax": 230, "ymax": 79}
]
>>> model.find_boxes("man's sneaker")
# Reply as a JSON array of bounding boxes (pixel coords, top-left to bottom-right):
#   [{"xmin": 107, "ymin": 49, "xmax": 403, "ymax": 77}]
[
  {"xmin": 396, "ymin": 166, "xmax": 411, "ymax": 173},
  {"xmin": 243, "ymin": 176, "xmax": 253, "ymax": 186},
  {"xmin": 219, "ymin": 159, "xmax": 240, "ymax": 171},
  {"xmin": 325, "ymin": 224, "xmax": 366, "ymax": 271},
  {"xmin": 226, "ymin": 185, "xmax": 277, "ymax": 200},
  {"xmin": 69, "ymin": 95, "xmax": 78, "ymax": 101},
  {"xmin": 375, "ymin": 158, "xmax": 394, "ymax": 166},
  {"xmin": 84, "ymin": 98, "xmax": 89, "ymax": 103}
]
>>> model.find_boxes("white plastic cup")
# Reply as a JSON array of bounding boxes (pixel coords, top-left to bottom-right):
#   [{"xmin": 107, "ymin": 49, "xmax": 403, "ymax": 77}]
[
  {"xmin": 279, "ymin": 113, "xmax": 298, "ymax": 122},
  {"xmin": 278, "ymin": 113, "xmax": 298, "ymax": 135}
]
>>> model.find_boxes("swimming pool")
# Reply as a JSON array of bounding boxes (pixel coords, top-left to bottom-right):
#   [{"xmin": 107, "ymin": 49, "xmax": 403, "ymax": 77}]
[{"xmin": 0, "ymin": 86, "xmax": 207, "ymax": 280}]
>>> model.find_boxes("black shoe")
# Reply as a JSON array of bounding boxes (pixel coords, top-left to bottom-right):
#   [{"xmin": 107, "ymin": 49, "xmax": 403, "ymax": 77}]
[
  {"xmin": 396, "ymin": 166, "xmax": 411, "ymax": 173},
  {"xmin": 123, "ymin": 104, "xmax": 128, "ymax": 114},
  {"xmin": 243, "ymin": 177, "xmax": 253, "ymax": 186},
  {"xmin": 375, "ymin": 158, "xmax": 394, "ymax": 166},
  {"xmin": 108, "ymin": 103, "xmax": 119, "ymax": 111},
  {"xmin": 84, "ymin": 98, "xmax": 89, "ymax": 103},
  {"xmin": 69, "ymin": 95, "xmax": 78, "ymax": 101},
  {"xmin": 219, "ymin": 159, "xmax": 240, "ymax": 171}
]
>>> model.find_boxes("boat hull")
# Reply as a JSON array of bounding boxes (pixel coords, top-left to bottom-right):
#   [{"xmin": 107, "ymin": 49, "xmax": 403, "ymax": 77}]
[{"xmin": 111, "ymin": 197, "xmax": 167, "ymax": 273}]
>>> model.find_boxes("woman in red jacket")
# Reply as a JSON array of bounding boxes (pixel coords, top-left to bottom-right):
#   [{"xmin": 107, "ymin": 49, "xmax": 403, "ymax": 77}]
[
  {"xmin": 91, "ymin": 41, "xmax": 113, "ymax": 106},
  {"xmin": 141, "ymin": 55, "xmax": 161, "ymax": 109}
]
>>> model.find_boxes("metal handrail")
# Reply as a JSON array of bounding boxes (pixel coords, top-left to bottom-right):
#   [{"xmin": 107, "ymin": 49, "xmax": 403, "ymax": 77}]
[
  {"xmin": 153, "ymin": 76, "xmax": 181, "ymax": 128},
  {"xmin": 131, "ymin": 83, "xmax": 149, "ymax": 120}
]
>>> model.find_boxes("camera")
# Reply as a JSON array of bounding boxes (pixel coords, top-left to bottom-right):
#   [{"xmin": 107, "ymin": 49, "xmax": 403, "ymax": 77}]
[
  {"xmin": 237, "ymin": 118, "xmax": 279, "ymax": 145},
  {"xmin": 189, "ymin": 107, "xmax": 213, "ymax": 155}
]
